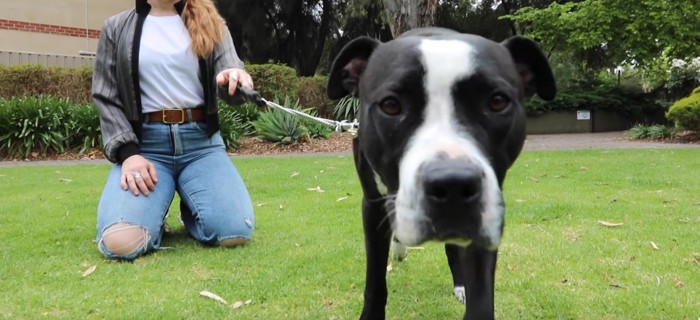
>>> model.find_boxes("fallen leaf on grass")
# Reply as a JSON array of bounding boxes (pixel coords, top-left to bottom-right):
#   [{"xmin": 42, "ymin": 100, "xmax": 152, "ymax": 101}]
[
  {"xmin": 598, "ymin": 221, "xmax": 624, "ymax": 227},
  {"xmin": 650, "ymin": 241, "xmax": 659, "ymax": 250},
  {"xmin": 200, "ymin": 290, "xmax": 228, "ymax": 305},
  {"xmin": 675, "ymin": 281, "xmax": 684, "ymax": 289},
  {"xmin": 387, "ymin": 263, "xmax": 393, "ymax": 272},
  {"xmin": 290, "ymin": 172, "xmax": 300, "ymax": 178},
  {"xmin": 679, "ymin": 216, "xmax": 700, "ymax": 223},
  {"xmin": 82, "ymin": 265, "xmax": 97, "ymax": 277},
  {"xmin": 306, "ymin": 186, "xmax": 325, "ymax": 192},
  {"xmin": 336, "ymin": 196, "xmax": 349, "ymax": 202},
  {"xmin": 232, "ymin": 301, "xmax": 244, "ymax": 309},
  {"xmin": 580, "ymin": 166, "xmax": 589, "ymax": 171},
  {"xmin": 59, "ymin": 178, "xmax": 72, "ymax": 183}
]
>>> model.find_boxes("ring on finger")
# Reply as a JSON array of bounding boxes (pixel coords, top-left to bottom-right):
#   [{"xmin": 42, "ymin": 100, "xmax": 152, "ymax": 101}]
[{"xmin": 132, "ymin": 172, "xmax": 142, "ymax": 180}]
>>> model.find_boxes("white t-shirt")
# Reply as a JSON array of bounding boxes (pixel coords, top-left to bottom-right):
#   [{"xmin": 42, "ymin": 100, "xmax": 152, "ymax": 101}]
[{"xmin": 139, "ymin": 15, "xmax": 204, "ymax": 113}]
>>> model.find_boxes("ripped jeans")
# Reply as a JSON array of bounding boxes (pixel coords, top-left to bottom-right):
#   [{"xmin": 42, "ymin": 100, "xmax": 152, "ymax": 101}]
[{"xmin": 96, "ymin": 121, "xmax": 255, "ymax": 260}]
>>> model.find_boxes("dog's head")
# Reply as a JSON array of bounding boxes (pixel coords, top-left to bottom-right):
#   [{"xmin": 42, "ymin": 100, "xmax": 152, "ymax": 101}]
[{"xmin": 328, "ymin": 27, "xmax": 555, "ymax": 249}]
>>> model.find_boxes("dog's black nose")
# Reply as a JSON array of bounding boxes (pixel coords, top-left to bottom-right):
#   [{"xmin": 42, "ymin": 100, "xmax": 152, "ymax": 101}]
[{"xmin": 422, "ymin": 160, "xmax": 483, "ymax": 205}]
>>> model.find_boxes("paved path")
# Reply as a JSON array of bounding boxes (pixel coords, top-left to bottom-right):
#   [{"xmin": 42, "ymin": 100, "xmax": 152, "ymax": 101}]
[
  {"xmin": 523, "ymin": 131, "xmax": 699, "ymax": 151},
  {"xmin": 1, "ymin": 132, "xmax": 698, "ymax": 167}
]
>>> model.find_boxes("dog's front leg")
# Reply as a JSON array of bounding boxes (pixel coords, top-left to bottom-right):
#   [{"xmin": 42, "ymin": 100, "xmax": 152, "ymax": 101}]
[
  {"xmin": 445, "ymin": 244, "xmax": 467, "ymax": 303},
  {"xmin": 463, "ymin": 246, "xmax": 497, "ymax": 320},
  {"xmin": 360, "ymin": 197, "xmax": 392, "ymax": 320}
]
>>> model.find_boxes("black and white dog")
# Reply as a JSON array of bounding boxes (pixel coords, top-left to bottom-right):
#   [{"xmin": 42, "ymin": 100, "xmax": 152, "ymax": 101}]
[{"xmin": 326, "ymin": 27, "xmax": 556, "ymax": 319}]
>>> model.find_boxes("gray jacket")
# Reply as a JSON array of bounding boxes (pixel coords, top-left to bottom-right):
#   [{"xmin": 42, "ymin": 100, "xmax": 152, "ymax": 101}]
[{"xmin": 92, "ymin": 0, "xmax": 244, "ymax": 163}]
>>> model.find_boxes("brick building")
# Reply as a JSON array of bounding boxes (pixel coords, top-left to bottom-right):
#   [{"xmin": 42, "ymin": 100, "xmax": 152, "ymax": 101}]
[{"xmin": 0, "ymin": 1, "xmax": 131, "ymax": 63}]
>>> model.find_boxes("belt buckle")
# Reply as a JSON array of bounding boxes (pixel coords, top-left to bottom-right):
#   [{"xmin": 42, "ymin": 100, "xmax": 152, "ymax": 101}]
[{"xmin": 162, "ymin": 109, "xmax": 185, "ymax": 124}]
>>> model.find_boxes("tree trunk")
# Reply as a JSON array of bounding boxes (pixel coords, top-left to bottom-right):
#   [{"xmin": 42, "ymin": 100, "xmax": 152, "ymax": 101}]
[{"xmin": 383, "ymin": 0, "xmax": 438, "ymax": 38}]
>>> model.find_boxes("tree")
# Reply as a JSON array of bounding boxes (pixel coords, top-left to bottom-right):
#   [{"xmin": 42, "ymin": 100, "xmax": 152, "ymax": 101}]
[
  {"xmin": 497, "ymin": 0, "xmax": 576, "ymax": 35},
  {"xmin": 504, "ymin": 0, "xmax": 700, "ymax": 72},
  {"xmin": 217, "ymin": 0, "xmax": 336, "ymax": 76},
  {"xmin": 436, "ymin": 0, "xmax": 512, "ymax": 41},
  {"xmin": 383, "ymin": 0, "xmax": 439, "ymax": 37}
]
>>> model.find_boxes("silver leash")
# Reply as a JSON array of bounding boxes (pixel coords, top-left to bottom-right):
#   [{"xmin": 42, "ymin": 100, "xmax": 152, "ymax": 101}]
[{"xmin": 237, "ymin": 86, "xmax": 359, "ymax": 134}]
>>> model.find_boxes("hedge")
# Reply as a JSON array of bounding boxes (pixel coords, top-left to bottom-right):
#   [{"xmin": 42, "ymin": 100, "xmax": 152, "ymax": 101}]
[
  {"xmin": 0, "ymin": 63, "xmax": 324, "ymax": 112},
  {"xmin": 524, "ymin": 84, "xmax": 659, "ymax": 117},
  {"xmin": 666, "ymin": 88, "xmax": 700, "ymax": 131},
  {"xmin": 0, "ymin": 65, "xmax": 92, "ymax": 103}
]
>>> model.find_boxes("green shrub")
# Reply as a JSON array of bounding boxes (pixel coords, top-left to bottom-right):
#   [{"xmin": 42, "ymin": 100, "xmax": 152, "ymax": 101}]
[
  {"xmin": 300, "ymin": 107, "xmax": 333, "ymax": 139},
  {"xmin": 692, "ymin": 85, "xmax": 700, "ymax": 96},
  {"xmin": 524, "ymin": 82, "xmax": 661, "ymax": 117},
  {"xmin": 0, "ymin": 96, "xmax": 73, "ymax": 158},
  {"xmin": 0, "ymin": 65, "xmax": 92, "ymax": 103},
  {"xmin": 218, "ymin": 101, "xmax": 258, "ymax": 150},
  {"xmin": 625, "ymin": 124, "xmax": 675, "ymax": 140},
  {"xmin": 251, "ymin": 96, "xmax": 308, "ymax": 144},
  {"xmin": 666, "ymin": 94, "xmax": 700, "ymax": 131},
  {"xmin": 251, "ymin": 110, "xmax": 308, "ymax": 144},
  {"xmin": 65, "ymin": 104, "xmax": 101, "ymax": 154},
  {"xmin": 227, "ymin": 102, "xmax": 262, "ymax": 129},
  {"xmin": 245, "ymin": 63, "xmax": 298, "ymax": 102},
  {"xmin": 331, "ymin": 95, "xmax": 360, "ymax": 121},
  {"xmin": 647, "ymin": 124, "xmax": 674, "ymax": 139},
  {"xmin": 624, "ymin": 124, "xmax": 650, "ymax": 139},
  {"xmin": 297, "ymin": 76, "xmax": 334, "ymax": 118}
]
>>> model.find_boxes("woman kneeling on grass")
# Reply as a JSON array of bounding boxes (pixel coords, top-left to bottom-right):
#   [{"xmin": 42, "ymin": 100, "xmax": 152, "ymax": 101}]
[{"xmin": 92, "ymin": 0, "xmax": 255, "ymax": 260}]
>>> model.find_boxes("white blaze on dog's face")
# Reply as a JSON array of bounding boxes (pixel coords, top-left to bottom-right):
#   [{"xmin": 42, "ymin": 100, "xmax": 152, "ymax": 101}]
[{"xmin": 393, "ymin": 39, "xmax": 504, "ymax": 249}]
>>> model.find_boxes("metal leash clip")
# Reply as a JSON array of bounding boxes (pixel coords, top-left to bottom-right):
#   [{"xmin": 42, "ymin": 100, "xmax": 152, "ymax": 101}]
[{"xmin": 338, "ymin": 119, "xmax": 359, "ymax": 136}]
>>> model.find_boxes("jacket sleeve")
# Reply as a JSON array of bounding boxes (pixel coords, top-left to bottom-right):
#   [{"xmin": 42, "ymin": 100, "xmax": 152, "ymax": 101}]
[
  {"xmin": 92, "ymin": 17, "xmax": 140, "ymax": 164},
  {"xmin": 214, "ymin": 25, "xmax": 247, "ymax": 106}
]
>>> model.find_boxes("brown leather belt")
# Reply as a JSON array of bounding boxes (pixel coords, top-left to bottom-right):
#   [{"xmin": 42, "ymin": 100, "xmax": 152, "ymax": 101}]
[{"xmin": 144, "ymin": 108, "xmax": 206, "ymax": 124}]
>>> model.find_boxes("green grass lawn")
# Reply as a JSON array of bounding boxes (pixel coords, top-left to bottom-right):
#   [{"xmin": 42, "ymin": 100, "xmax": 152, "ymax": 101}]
[{"xmin": 0, "ymin": 149, "xmax": 698, "ymax": 319}]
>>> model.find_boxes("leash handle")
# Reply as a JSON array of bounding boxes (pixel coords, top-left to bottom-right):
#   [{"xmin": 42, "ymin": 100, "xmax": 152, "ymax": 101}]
[
  {"xmin": 222, "ymin": 83, "xmax": 266, "ymax": 107},
  {"xmin": 236, "ymin": 85, "xmax": 266, "ymax": 107}
]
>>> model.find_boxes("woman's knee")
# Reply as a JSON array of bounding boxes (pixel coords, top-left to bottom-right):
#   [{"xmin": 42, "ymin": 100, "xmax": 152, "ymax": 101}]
[
  {"xmin": 99, "ymin": 222, "xmax": 151, "ymax": 259},
  {"xmin": 218, "ymin": 237, "xmax": 249, "ymax": 248}
]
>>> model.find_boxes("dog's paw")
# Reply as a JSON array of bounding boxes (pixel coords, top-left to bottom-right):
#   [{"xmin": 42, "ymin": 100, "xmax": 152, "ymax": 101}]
[
  {"xmin": 391, "ymin": 239, "xmax": 408, "ymax": 261},
  {"xmin": 453, "ymin": 286, "xmax": 466, "ymax": 304}
]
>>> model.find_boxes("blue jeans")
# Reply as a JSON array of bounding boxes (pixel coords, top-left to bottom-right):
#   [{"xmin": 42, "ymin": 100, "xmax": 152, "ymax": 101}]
[{"xmin": 96, "ymin": 121, "xmax": 255, "ymax": 259}]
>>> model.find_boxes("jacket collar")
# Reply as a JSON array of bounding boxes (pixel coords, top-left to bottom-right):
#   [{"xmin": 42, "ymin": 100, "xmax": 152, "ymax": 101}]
[{"xmin": 135, "ymin": 0, "xmax": 186, "ymax": 15}]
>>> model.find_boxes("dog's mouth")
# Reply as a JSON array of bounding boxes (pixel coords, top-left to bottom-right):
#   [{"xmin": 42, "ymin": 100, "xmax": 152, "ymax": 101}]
[
  {"xmin": 392, "ymin": 204, "xmax": 503, "ymax": 250},
  {"xmin": 391, "ymin": 158, "xmax": 505, "ymax": 250}
]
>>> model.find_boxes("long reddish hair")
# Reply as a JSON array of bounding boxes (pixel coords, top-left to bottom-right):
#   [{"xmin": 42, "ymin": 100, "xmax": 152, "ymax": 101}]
[{"xmin": 182, "ymin": 0, "xmax": 224, "ymax": 58}]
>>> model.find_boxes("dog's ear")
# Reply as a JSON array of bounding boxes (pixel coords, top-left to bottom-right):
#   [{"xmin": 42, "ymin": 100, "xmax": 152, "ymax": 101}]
[
  {"xmin": 501, "ymin": 36, "xmax": 556, "ymax": 101},
  {"xmin": 327, "ymin": 37, "xmax": 381, "ymax": 99}
]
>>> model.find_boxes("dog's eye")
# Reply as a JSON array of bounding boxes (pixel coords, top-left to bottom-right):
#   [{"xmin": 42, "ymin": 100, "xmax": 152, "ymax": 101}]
[
  {"xmin": 379, "ymin": 98, "xmax": 402, "ymax": 116},
  {"xmin": 489, "ymin": 94, "xmax": 510, "ymax": 112}
]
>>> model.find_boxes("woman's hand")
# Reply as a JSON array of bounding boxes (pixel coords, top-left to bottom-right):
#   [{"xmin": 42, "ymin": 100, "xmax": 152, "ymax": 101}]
[
  {"xmin": 120, "ymin": 155, "xmax": 158, "ymax": 196},
  {"xmin": 216, "ymin": 68, "xmax": 254, "ymax": 96}
]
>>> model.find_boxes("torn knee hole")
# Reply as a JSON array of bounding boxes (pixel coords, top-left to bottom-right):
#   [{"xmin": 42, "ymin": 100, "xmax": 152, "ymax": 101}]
[{"xmin": 101, "ymin": 222, "xmax": 151, "ymax": 256}]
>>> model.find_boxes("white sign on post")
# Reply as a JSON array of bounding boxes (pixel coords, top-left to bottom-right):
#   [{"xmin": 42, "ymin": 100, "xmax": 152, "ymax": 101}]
[{"xmin": 577, "ymin": 110, "xmax": 591, "ymax": 120}]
